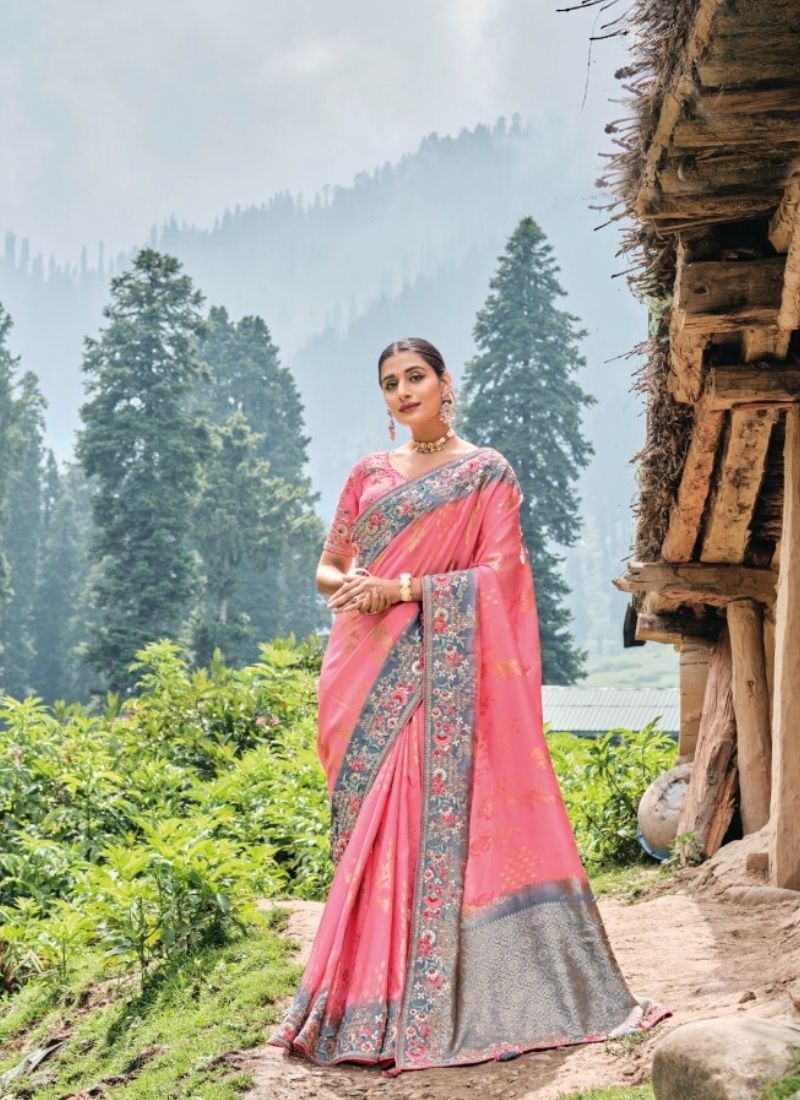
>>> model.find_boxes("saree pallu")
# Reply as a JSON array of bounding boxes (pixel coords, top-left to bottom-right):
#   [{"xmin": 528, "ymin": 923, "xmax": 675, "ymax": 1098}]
[{"xmin": 270, "ymin": 448, "xmax": 668, "ymax": 1072}]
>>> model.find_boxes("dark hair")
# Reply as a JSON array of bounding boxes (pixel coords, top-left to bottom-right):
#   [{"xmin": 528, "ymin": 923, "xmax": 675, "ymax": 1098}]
[{"xmin": 377, "ymin": 338, "xmax": 446, "ymax": 381}]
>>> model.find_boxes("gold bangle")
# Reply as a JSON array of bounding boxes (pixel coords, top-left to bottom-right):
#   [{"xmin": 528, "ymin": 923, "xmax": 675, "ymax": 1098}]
[{"xmin": 399, "ymin": 573, "xmax": 413, "ymax": 602}]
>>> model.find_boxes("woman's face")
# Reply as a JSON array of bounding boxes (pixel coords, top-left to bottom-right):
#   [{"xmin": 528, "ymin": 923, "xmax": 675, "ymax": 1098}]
[{"xmin": 379, "ymin": 351, "xmax": 449, "ymax": 432}]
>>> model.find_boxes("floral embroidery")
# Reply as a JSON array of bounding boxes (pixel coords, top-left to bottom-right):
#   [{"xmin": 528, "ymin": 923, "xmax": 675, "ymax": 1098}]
[
  {"xmin": 330, "ymin": 616, "xmax": 423, "ymax": 864},
  {"xmin": 272, "ymin": 985, "xmax": 402, "ymax": 1064},
  {"xmin": 353, "ymin": 449, "xmax": 515, "ymax": 567},
  {"xmin": 397, "ymin": 569, "xmax": 477, "ymax": 1068}
]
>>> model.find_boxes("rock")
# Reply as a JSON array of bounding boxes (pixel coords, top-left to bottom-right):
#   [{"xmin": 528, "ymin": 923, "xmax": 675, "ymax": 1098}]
[
  {"xmin": 652, "ymin": 1017, "xmax": 800, "ymax": 1100},
  {"xmin": 638, "ymin": 763, "xmax": 693, "ymax": 857}
]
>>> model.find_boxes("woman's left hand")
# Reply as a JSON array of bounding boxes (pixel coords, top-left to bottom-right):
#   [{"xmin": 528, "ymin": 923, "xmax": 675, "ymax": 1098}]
[{"xmin": 327, "ymin": 572, "xmax": 398, "ymax": 615}]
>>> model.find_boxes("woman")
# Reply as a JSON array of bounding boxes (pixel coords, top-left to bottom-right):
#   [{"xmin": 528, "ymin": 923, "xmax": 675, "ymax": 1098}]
[{"xmin": 270, "ymin": 338, "xmax": 667, "ymax": 1073}]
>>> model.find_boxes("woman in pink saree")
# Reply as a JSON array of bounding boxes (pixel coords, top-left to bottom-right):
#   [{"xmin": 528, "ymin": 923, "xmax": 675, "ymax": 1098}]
[{"xmin": 270, "ymin": 338, "xmax": 667, "ymax": 1072}]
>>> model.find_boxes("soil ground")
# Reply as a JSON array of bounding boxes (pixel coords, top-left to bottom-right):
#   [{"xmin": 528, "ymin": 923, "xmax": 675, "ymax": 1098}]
[{"xmin": 244, "ymin": 830, "xmax": 800, "ymax": 1100}]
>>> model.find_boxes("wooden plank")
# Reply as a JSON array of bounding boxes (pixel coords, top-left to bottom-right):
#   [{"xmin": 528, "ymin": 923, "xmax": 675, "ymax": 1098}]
[
  {"xmin": 643, "ymin": 195, "xmax": 779, "ymax": 228},
  {"xmin": 778, "ymin": 186, "xmax": 800, "ymax": 332},
  {"xmin": 708, "ymin": 365, "xmax": 800, "ymax": 410},
  {"xmin": 701, "ymin": 408, "xmax": 778, "ymax": 563},
  {"xmin": 769, "ymin": 406, "xmax": 800, "ymax": 888},
  {"xmin": 672, "ymin": 257, "xmax": 785, "ymax": 337},
  {"xmin": 659, "ymin": 156, "xmax": 794, "ymax": 197},
  {"xmin": 662, "ymin": 396, "xmax": 725, "ymax": 561},
  {"xmin": 696, "ymin": 86, "xmax": 800, "ymax": 116},
  {"xmin": 679, "ymin": 636, "xmax": 714, "ymax": 758},
  {"xmin": 727, "ymin": 599, "xmax": 772, "ymax": 834},
  {"xmin": 613, "ymin": 562, "xmax": 776, "ymax": 606},
  {"xmin": 676, "ymin": 625, "xmax": 738, "ymax": 857},
  {"xmin": 698, "ymin": 52, "xmax": 800, "ymax": 88}
]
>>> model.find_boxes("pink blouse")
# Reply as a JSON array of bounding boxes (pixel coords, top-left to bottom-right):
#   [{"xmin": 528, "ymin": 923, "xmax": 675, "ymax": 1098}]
[{"xmin": 324, "ymin": 452, "xmax": 404, "ymax": 559}]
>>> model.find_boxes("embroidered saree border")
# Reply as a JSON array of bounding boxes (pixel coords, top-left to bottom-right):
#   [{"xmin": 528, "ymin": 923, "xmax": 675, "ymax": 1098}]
[
  {"xmin": 397, "ymin": 569, "xmax": 477, "ymax": 1069},
  {"xmin": 330, "ymin": 615, "xmax": 423, "ymax": 865},
  {"xmin": 352, "ymin": 448, "xmax": 512, "ymax": 567}
]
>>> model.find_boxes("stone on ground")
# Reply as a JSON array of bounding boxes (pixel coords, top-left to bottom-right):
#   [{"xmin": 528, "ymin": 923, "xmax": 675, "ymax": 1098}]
[{"xmin": 652, "ymin": 1016, "xmax": 800, "ymax": 1100}]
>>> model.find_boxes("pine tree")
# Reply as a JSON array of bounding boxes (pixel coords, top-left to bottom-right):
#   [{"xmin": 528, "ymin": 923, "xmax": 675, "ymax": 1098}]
[
  {"xmin": 197, "ymin": 307, "xmax": 324, "ymax": 653},
  {"xmin": 31, "ymin": 459, "xmax": 95, "ymax": 702},
  {"xmin": 200, "ymin": 306, "xmax": 310, "ymax": 480},
  {"xmin": 0, "ymin": 371, "xmax": 46, "ymax": 697},
  {"xmin": 0, "ymin": 306, "xmax": 17, "ymax": 675},
  {"xmin": 76, "ymin": 250, "xmax": 207, "ymax": 693},
  {"xmin": 460, "ymin": 217, "xmax": 594, "ymax": 684},
  {"xmin": 189, "ymin": 413, "xmax": 323, "ymax": 665}
]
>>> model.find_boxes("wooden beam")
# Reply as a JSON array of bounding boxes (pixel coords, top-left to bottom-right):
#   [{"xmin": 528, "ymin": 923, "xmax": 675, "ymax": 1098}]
[
  {"xmin": 661, "ymin": 396, "xmax": 725, "ymax": 561},
  {"xmin": 672, "ymin": 257, "xmax": 785, "ymax": 337},
  {"xmin": 669, "ymin": 332, "xmax": 706, "ymax": 405},
  {"xmin": 707, "ymin": 365, "xmax": 800, "ymax": 410},
  {"xmin": 635, "ymin": 611, "xmax": 719, "ymax": 645},
  {"xmin": 676, "ymin": 625, "xmax": 738, "ymax": 857},
  {"xmin": 613, "ymin": 562, "xmax": 776, "ymax": 606},
  {"xmin": 778, "ymin": 184, "xmax": 800, "ymax": 333},
  {"xmin": 727, "ymin": 599, "xmax": 772, "ymax": 833},
  {"xmin": 769, "ymin": 406, "xmax": 800, "ymax": 888},
  {"xmin": 673, "ymin": 113, "xmax": 800, "ymax": 151},
  {"xmin": 701, "ymin": 408, "xmax": 778, "ymax": 563},
  {"xmin": 642, "ymin": 195, "xmax": 779, "ymax": 227},
  {"xmin": 679, "ymin": 636, "xmax": 714, "ymax": 758},
  {"xmin": 741, "ymin": 328, "xmax": 791, "ymax": 363},
  {"xmin": 660, "ymin": 157, "xmax": 796, "ymax": 198},
  {"xmin": 698, "ymin": 50, "xmax": 800, "ymax": 90}
]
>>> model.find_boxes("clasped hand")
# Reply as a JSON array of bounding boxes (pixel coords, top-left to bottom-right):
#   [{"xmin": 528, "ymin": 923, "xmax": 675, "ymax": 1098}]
[{"xmin": 327, "ymin": 572, "xmax": 397, "ymax": 615}]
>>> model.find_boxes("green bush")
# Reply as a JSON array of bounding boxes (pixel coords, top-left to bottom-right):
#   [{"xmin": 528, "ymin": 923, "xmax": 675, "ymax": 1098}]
[
  {"xmin": 547, "ymin": 721, "xmax": 676, "ymax": 866},
  {"xmin": 0, "ymin": 637, "xmax": 330, "ymax": 992}
]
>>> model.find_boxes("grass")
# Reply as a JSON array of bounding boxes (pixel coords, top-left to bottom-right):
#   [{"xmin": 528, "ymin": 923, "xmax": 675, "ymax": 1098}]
[
  {"xmin": 588, "ymin": 862, "xmax": 664, "ymax": 903},
  {"xmin": 0, "ymin": 909, "xmax": 300, "ymax": 1099},
  {"xmin": 762, "ymin": 1046, "xmax": 800, "ymax": 1098}
]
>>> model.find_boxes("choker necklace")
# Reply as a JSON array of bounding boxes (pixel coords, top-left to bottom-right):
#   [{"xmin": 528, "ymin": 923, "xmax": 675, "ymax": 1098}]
[{"xmin": 410, "ymin": 428, "xmax": 454, "ymax": 454}]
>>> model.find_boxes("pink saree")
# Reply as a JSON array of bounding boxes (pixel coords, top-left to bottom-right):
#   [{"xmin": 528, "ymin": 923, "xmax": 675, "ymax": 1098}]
[{"xmin": 270, "ymin": 448, "xmax": 668, "ymax": 1072}]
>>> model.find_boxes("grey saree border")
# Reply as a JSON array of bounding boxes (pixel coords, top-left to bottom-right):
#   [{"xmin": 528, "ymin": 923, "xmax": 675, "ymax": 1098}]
[
  {"xmin": 352, "ymin": 448, "xmax": 512, "ymax": 568},
  {"xmin": 396, "ymin": 569, "xmax": 478, "ymax": 1069},
  {"xmin": 330, "ymin": 615, "xmax": 423, "ymax": 864}
]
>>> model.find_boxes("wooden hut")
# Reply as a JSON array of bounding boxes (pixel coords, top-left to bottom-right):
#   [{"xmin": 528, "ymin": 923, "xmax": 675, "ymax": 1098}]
[{"xmin": 600, "ymin": 0, "xmax": 800, "ymax": 886}]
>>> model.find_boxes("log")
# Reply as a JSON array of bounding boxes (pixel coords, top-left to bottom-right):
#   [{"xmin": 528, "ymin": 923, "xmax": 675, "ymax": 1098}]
[
  {"xmin": 659, "ymin": 156, "xmax": 795, "ymax": 197},
  {"xmin": 707, "ymin": 365, "xmax": 800, "ymax": 410},
  {"xmin": 698, "ymin": 51, "xmax": 800, "ymax": 90},
  {"xmin": 613, "ymin": 563, "xmax": 776, "ymax": 607},
  {"xmin": 661, "ymin": 397, "xmax": 724, "ymax": 561},
  {"xmin": 676, "ymin": 626, "xmax": 738, "ymax": 857},
  {"xmin": 672, "ymin": 257, "xmax": 785, "ymax": 337},
  {"xmin": 679, "ymin": 636, "xmax": 714, "ymax": 759},
  {"xmin": 700, "ymin": 408, "xmax": 778, "ymax": 563},
  {"xmin": 635, "ymin": 611, "xmax": 719, "ymax": 646},
  {"xmin": 769, "ymin": 406, "xmax": 800, "ymax": 888},
  {"xmin": 727, "ymin": 599, "xmax": 772, "ymax": 833},
  {"xmin": 673, "ymin": 113, "xmax": 800, "ymax": 151},
  {"xmin": 643, "ymin": 195, "xmax": 779, "ymax": 228}
]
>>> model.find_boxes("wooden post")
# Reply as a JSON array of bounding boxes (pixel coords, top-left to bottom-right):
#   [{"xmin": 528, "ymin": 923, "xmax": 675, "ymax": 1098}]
[
  {"xmin": 676, "ymin": 625, "xmax": 738, "ymax": 858},
  {"xmin": 763, "ymin": 607, "xmax": 776, "ymax": 713},
  {"xmin": 770, "ymin": 407, "xmax": 800, "ymax": 888},
  {"xmin": 679, "ymin": 637, "xmax": 713, "ymax": 759},
  {"xmin": 727, "ymin": 599, "xmax": 772, "ymax": 833}
]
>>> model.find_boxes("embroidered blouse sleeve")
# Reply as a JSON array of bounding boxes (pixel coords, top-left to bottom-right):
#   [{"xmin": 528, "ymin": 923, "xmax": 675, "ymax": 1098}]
[{"xmin": 323, "ymin": 461, "xmax": 363, "ymax": 558}]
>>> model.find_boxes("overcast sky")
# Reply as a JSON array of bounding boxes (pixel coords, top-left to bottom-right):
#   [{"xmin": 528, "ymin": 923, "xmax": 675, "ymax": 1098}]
[{"xmin": 1, "ymin": 0, "xmax": 628, "ymax": 263}]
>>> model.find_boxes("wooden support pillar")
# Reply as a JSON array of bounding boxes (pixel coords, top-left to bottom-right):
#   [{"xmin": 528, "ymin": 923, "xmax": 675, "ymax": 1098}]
[
  {"xmin": 677, "ymin": 626, "xmax": 738, "ymax": 858},
  {"xmin": 727, "ymin": 600, "xmax": 772, "ymax": 834},
  {"xmin": 770, "ymin": 407, "xmax": 800, "ymax": 888},
  {"xmin": 678, "ymin": 636, "xmax": 713, "ymax": 759}
]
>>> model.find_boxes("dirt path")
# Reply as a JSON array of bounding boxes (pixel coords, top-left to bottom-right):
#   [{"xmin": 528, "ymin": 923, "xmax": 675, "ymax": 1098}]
[{"xmin": 244, "ymin": 832, "xmax": 800, "ymax": 1099}]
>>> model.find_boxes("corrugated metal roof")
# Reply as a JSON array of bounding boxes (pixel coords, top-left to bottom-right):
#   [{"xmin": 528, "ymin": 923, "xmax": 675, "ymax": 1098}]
[{"xmin": 541, "ymin": 686, "xmax": 679, "ymax": 736}]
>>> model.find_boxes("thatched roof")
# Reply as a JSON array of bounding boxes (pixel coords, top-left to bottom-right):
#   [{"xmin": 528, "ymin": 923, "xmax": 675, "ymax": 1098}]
[{"xmin": 586, "ymin": 0, "xmax": 800, "ymax": 634}]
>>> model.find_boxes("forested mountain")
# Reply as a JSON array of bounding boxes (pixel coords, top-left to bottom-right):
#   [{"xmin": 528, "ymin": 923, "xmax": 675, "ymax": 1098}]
[{"xmin": 0, "ymin": 118, "xmax": 656, "ymax": 675}]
